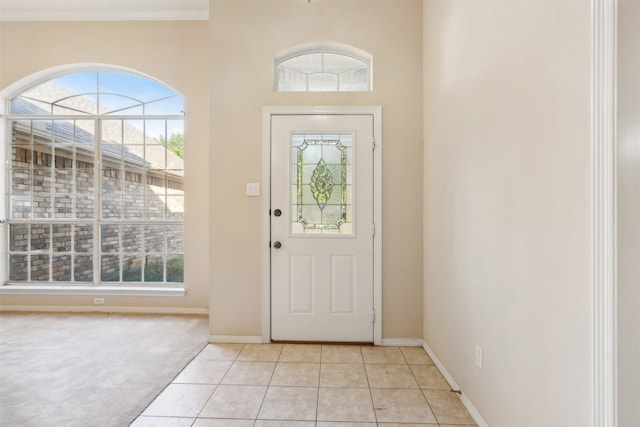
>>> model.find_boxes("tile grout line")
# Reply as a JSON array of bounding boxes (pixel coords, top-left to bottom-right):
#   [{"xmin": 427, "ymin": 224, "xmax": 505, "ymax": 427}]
[
  {"xmin": 251, "ymin": 343, "xmax": 282, "ymax": 423},
  {"xmin": 362, "ymin": 345, "xmax": 380, "ymax": 425},
  {"xmin": 192, "ymin": 343, "xmax": 246, "ymax": 423},
  {"xmin": 315, "ymin": 345, "xmax": 323, "ymax": 423},
  {"xmin": 140, "ymin": 343, "xmax": 472, "ymax": 426},
  {"xmin": 404, "ymin": 345, "xmax": 441, "ymax": 424},
  {"xmin": 131, "ymin": 340, "xmax": 211, "ymax": 424}
]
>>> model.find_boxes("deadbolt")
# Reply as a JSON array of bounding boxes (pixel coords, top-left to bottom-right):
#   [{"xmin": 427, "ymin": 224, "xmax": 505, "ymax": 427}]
[
  {"xmin": 274, "ymin": 209, "xmax": 282, "ymax": 217},
  {"xmin": 273, "ymin": 241, "xmax": 282, "ymax": 249}
]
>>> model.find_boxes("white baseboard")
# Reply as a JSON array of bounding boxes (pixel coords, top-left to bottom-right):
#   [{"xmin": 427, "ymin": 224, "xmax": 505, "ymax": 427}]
[
  {"xmin": 208, "ymin": 335, "xmax": 266, "ymax": 344},
  {"xmin": 422, "ymin": 340, "xmax": 490, "ymax": 427},
  {"xmin": 380, "ymin": 338, "xmax": 424, "ymax": 347},
  {"xmin": 0, "ymin": 305, "xmax": 208, "ymax": 315}
]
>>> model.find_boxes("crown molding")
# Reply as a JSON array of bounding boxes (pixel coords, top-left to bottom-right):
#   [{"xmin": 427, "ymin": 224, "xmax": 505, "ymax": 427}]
[{"xmin": 0, "ymin": 0, "xmax": 209, "ymax": 22}]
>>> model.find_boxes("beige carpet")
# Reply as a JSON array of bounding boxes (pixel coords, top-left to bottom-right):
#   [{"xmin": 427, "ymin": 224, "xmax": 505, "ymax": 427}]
[{"xmin": 0, "ymin": 312, "xmax": 208, "ymax": 427}]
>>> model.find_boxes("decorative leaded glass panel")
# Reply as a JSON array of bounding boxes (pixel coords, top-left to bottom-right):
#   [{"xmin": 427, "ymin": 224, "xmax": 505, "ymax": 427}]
[
  {"xmin": 291, "ymin": 133, "xmax": 353, "ymax": 235},
  {"xmin": 276, "ymin": 51, "xmax": 370, "ymax": 92}
]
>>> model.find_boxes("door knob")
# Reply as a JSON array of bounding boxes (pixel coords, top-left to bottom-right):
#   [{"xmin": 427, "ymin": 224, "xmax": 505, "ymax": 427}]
[
  {"xmin": 274, "ymin": 209, "xmax": 282, "ymax": 217},
  {"xmin": 273, "ymin": 241, "xmax": 282, "ymax": 249}
]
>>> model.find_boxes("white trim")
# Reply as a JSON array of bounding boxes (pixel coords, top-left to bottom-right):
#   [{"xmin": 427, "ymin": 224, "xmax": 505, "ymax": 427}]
[
  {"xmin": 1, "ymin": 64, "xmax": 185, "ymax": 288},
  {"xmin": 422, "ymin": 340, "xmax": 490, "ymax": 427},
  {"xmin": 0, "ymin": 63, "xmax": 184, "ymax": 106},
  {"xmin": 208, "ymin": 335, "xmax": 265, "ymax": 344},
  {"xmin": 0, "ymin": 0, "xmax": 209, "ymax": 22},
  {"xmin": 262, "ymin": 106, "xmax": 383, "ymax": 345},
  {"xmin": 372, "ymin": 107, "xmax": 383, "ymax": 346},
  {"xmin": 261, "ymin": 111, "xmax": 272, "ymax": 343},
  {"xmin": 0, "ymin": 115, "xmax": 6, "ymax": 285},
  {"xmin": 0, "ymin": 305, "xmax": 207, "ymax": 315},
  {"xmin": 273, "ymin": 42, "xmax": 373, "ymax": 92},
  {"xmin": 380, "ymin": 338, "xmax": 423, "ymax": 347},
  {"xmin": 0, "ymin": 285, "xmax": 185, "ymax": 297},
  {"xmin": 592, "ymin": 1, "xmax": 618, "ymax": 426},
  {"xmin": 275, "ymin": 42, "xmax": 372, "ymax": 65}
]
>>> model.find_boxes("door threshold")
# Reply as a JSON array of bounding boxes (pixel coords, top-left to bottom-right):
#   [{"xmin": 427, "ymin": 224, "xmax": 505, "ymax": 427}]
[{"xmin": 271, "ymin": 340, "xmax": 374, "ymax": 346}]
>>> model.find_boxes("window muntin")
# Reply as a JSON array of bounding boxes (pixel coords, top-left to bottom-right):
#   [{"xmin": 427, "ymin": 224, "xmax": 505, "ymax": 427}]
[
  {"xmin": 11, "ymin": 71, "xmax": 183, "ymax": 116},
  {"xmin": 6, "ymin": 70, "xmax": 184, "ymax": 285},
  {"xmin": 275, "ymin": 44, "xmax": 372, "ymax": 92}
]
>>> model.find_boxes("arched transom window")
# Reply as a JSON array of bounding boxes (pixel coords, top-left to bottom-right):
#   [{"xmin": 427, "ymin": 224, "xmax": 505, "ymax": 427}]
[
  {"xmin": 275, "ymin": 43, "xmax": 372, "ymax": 92},
  {"xmin": 5, "ymin": 69, "xmax": 185, "ymax": 285}
]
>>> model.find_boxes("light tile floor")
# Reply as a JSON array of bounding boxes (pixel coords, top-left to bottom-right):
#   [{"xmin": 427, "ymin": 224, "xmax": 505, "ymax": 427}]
[{"xmin": 131, "ymin": 344, "xmax": 477, "ymax": 427}]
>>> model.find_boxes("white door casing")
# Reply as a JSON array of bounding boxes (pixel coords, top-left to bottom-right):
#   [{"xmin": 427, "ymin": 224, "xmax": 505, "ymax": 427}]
[{"xmin": 262, "ymin": 106, "xmax": 382, "ymax": 344}]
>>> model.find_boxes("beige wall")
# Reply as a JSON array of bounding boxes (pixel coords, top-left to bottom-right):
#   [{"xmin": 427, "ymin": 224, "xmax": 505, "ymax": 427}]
[
  {"xmin": 0, "ymin": 2, "xmax": 630, "ymax": 423},
  {"xmin": 617, "ymin": 1, "xmax": 640, "ymax": 425},
  {"xmin": 209, "ymin": 1, "xmax": 424, "ymax": 338},
  {"xmin": 423, "ymin": 1, "xmax": 592, "ymax": 425},
  {"xmin": 0, "ymin": 21, "xmax": 210, "ymax": 311}
]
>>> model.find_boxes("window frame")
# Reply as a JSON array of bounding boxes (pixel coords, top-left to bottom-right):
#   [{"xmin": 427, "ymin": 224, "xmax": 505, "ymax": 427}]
[
  {"xmin": 1, "ymin": 68, "xmax": 185, "ymax": 292},
  {"xmin": 274, "ymin": 42, "xmax": 373, "ymax": 92}
]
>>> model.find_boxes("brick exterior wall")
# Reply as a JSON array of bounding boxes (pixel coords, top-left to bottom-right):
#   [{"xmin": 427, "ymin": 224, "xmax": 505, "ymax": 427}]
[{"xmin": 9, "ymin": 144, "xmax": 184, "ymax": 283}]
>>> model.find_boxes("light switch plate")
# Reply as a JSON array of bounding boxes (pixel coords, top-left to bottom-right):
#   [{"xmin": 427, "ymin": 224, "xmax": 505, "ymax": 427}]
[{"xmin": 246, "ymin": 183, "xmax": 260, "ymax": 197}]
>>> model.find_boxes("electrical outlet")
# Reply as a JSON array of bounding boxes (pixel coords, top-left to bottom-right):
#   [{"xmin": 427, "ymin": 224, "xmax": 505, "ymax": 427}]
[
  {"xmin": 475, "ymin": 345, "xmax": 483, "ymax": 369},
  {"xmin": 94, "ymin": 297, "xmax": 104, "ymax": 305}
]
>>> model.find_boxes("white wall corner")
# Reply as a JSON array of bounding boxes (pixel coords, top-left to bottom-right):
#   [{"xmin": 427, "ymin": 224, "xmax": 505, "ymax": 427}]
[{"xmin": 422, "ymin": 340, "xmax": 491, "ymax": 427}]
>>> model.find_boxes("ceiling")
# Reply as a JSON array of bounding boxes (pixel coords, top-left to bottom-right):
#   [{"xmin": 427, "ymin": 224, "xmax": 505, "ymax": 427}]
[{"xmin": 0, "ymin": 0, "xmax": 209, "ymax": 21}]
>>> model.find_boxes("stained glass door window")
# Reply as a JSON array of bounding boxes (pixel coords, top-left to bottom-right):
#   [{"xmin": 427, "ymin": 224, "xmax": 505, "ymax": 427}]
[{"xmin": 291, "ymin": 133, "xmax": 352, "ymax": 235}]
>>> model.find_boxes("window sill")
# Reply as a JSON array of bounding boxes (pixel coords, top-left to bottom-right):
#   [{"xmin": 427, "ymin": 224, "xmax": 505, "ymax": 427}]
[{"xmin": 0, "ymin": 284, "xmax": 185, "ymax": 297}]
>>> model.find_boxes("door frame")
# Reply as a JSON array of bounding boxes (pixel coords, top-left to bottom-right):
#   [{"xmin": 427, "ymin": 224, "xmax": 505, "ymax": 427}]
[
  {"xmin": 261, "ymin": 106, "xmax": 382, "ymax": 345},
  {"xmin": 592, "ymin": 0, "xmax": 617, "ymax": 425}
]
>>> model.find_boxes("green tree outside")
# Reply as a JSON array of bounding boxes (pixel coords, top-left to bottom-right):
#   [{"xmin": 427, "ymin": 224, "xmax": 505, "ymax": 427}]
[{"xmin": 159, "ymin": 133, "xmax": 184, "ymax": 159}]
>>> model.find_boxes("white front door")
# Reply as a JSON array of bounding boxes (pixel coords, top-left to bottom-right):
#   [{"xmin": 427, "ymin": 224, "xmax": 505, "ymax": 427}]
[{"xmin": 270, "ymin": 114, "xmax": 375, "ymax": 342}]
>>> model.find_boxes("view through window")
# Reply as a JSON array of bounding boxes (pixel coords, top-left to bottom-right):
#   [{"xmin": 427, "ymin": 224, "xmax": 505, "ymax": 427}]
[{"xmin": 6, "ymin": 70, "xmax": 185, "ymax": 284}]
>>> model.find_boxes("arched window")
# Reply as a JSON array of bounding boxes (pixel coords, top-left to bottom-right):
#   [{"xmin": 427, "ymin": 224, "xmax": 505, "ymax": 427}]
[
  {"xmin": 275, "ymin": 43, "xmax": 372, "ymax": 92},
  {"xmin": 5, "ymin": 68, "xmax": 185, "ymax": 285}
]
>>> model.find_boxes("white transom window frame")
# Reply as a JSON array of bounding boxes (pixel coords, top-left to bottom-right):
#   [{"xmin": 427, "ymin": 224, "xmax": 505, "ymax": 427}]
[
  {"xmin": 0, "ymin": 64, "xmax": 185, "ymax": 297},
  {"xmin": 274, "ymin": 42, "xmax": 373, "ymax": 92}
]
